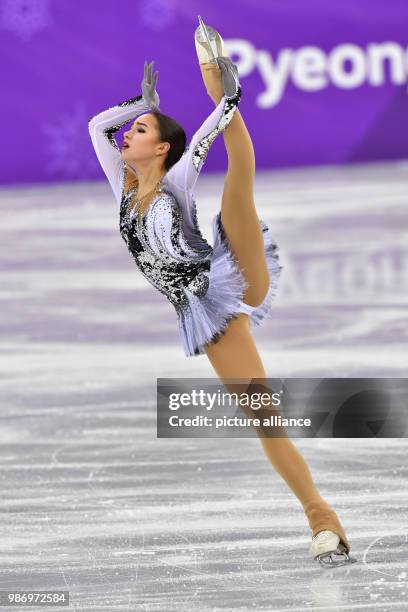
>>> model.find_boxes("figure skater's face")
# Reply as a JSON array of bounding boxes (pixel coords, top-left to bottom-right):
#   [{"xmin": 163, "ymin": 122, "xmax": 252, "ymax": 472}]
[{"xmin": 121, "ymin": 113, "xmax": 169, "ymax": 167}]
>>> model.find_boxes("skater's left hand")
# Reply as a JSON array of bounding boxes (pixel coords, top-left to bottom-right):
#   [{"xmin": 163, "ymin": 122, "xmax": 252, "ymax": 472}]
[
  {"xmin": 217, "ymin": 56, "xmax": 240, "ymax": 99},
  {"xmin": 142, "ymin": 60, "xmax": 160, "ymax": 110}
]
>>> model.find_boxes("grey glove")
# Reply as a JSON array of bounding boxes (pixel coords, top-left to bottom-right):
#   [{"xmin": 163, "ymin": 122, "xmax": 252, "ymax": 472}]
[
  {"xmin": 217, "ymin": 56, "xmax": 240, "ymax": 99},
  {"xmin": 141, "ymin": 60, "xmax": 160, "ymax": 110}
]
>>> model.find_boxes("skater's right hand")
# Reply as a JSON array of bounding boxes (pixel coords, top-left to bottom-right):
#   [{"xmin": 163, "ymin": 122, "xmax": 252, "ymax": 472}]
[{"xmin": 142, "ymin": 60, "xmax": 160, "ymax": 110}]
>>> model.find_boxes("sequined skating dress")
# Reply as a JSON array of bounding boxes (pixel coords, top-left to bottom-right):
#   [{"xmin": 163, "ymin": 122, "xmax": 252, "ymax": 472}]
[{"xmin": 88, "ymin": 88, "xmax": 283, "ymax": 357}]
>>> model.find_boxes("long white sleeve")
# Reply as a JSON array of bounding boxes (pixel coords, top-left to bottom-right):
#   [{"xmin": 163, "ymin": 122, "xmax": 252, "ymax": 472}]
[
  {"xmin": 165, "ymin": 87, "xmax": 242, "ymax": 197},
  {"xmin": 88, "ymin": 92, "xmax": 159, "ymax": 206}
]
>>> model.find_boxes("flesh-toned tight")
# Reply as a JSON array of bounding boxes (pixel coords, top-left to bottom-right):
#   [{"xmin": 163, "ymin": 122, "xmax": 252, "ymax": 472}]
[{"xmin": 200, "ymin": 63, "xmax": 351, "ymax": 552}]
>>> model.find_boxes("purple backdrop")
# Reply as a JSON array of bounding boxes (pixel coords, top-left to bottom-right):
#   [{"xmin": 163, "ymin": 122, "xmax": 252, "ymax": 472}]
[{"xmin": 2, "ymin": 0, "xmax": 408, "ymax": 186}]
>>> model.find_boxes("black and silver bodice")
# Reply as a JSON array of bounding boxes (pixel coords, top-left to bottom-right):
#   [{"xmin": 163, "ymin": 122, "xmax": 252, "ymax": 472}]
[{"xmin": 119, "ymin": 187, "xmax": 213, "ymax": 310}]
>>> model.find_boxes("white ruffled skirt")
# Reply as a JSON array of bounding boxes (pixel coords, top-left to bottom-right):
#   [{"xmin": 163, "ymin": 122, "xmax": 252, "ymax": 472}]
[{"xmin": 176, "ymin": 211, "xmax": 283, "ymax": 357}]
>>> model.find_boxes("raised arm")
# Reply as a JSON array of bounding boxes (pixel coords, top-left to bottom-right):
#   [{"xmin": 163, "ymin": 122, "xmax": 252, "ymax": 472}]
[
  {"xmin": 88, "ymin": 93, "xmax": 159, "ymax": 206},
  {"xmin": 88, "ymin": 60, "xmax": 160, "ymax": 206},
  {"xmin": 165, "ymin": 57, "xmax": 241, "ymax": 197},
  {"xmin": 165, "ymin": 87, "xmax": 241, "ymax": 197}
]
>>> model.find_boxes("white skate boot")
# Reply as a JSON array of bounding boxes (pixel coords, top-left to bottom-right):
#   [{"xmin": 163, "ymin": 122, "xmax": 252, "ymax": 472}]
[{"xmin": 310, "ymin": 530, "xmax": 358, "ymax": 568}]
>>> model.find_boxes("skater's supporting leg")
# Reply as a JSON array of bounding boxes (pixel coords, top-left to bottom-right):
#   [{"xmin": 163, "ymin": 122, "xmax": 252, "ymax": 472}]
[{"xmin": 204, "ymin": 317, "xmax": 328, "ymax": 510}]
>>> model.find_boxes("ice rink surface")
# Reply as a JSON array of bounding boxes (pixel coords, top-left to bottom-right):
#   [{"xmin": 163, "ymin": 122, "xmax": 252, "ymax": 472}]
[{"xmin": 0, "ymin": 161, "xmax": 407, "ymax": 610}]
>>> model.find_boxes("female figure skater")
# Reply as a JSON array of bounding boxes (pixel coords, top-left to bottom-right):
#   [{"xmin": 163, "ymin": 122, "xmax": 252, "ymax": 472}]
[{"xmin": 88, "ymin": 17, "xmax": 355, "ymax": 568}]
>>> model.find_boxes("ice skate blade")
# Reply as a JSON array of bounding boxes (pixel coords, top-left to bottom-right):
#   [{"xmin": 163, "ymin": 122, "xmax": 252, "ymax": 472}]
[
  {"xmin": 315, "ymin": 550, "xmax": 358, "ymax": 569},
  {"xmin": 195, "ymin": 15, "xmax": 228, "ymax": 65}
]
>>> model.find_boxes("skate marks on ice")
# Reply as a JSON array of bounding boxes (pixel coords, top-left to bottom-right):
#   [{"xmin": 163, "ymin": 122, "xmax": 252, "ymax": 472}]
[
  {"xmin": 0, "ymin": 412, "xmax": 406, "ymax": 609},
  {"xmin": 363, "ymin": 529, "xmax": 408, "ymax": 579}
]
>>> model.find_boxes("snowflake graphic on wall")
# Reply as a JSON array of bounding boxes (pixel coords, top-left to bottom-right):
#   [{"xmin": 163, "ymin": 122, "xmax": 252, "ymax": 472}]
[
  {"xmin": 42, "ymin": 100, "xmax": 100, "ymax": 180},
  {"xmin": 0, "ymin": 0, "xmax": 53, "ymax": 42}
]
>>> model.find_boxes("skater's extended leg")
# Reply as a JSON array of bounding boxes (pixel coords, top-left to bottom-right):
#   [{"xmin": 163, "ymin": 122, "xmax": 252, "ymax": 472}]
[
  {"xmin": 200, "ymin": 63, "xmax": 270, "ymax": 307},
  {"xmin": 221, "ymin": 110, "xmax": 270, "ymax": 307}
]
